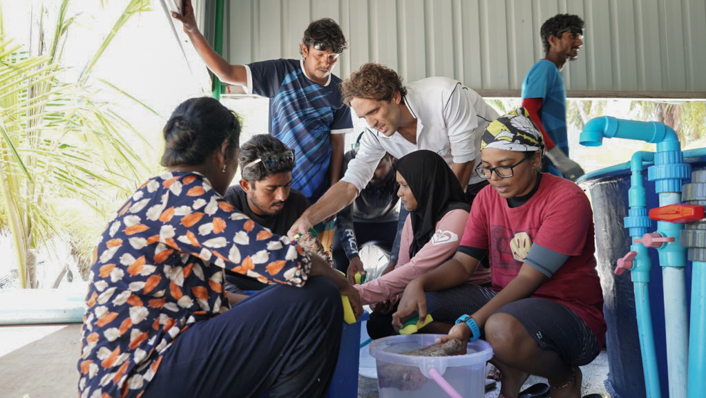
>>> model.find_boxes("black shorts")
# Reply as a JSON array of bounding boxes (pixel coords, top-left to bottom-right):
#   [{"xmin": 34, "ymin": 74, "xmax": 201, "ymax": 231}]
[{"xmin": 426, "ymin": 284, "xmax": 599, "ymax": 366}]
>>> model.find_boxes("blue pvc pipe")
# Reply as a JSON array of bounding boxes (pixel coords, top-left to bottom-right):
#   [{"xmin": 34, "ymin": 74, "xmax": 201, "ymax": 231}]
[
  {"xmin": 581, "ymin": 117, "xmax": 690, "ymax": 398},
  {"xmin": 634, "ymin": 284, "xmax": 661, "ymax": 398},
  {"xmin": 656, "ymin": 193, "xmax": 688, "ymax": 398},
  {"xmin": 650, "ymin": 123, "xmax": 689, "ymax": 398},
  {"xmin": 688, "ymin": 262, "xmax": 706, "ymax": 398},
  {"xmin": 626, "ymin": 152, "xmax": 661, "ymax": 398},
  {"xmin": 578, "ymin": 148, "xmax": 706, "ymax": 184},
  {"xmin": 581, "ymin": 117, "xmax": 675, "ymax": 147},
  {"xmin": 647, "ymin": 121, "xmax": 690, "ymax": 398}
]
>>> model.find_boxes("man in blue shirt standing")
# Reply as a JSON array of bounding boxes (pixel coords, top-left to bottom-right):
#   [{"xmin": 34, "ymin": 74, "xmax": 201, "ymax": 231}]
[
  {"xmin": 522, "ymin": 13, "xmax": 585, "ymax": 180},
  {"xmin": 172, "ymin": 1, "xmax": 353, "ymax": 202}
]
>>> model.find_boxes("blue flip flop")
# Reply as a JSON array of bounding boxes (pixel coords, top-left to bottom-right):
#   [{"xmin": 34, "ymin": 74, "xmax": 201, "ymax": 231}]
[{"xmin": 519, "ymin": 383, "xmax": 550, "ymax": 398}]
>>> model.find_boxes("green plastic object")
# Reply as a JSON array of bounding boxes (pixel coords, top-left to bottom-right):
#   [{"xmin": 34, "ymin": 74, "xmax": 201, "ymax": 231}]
[
  {"xmin": 399, "ymin": 314, "xmax": 434, "ymax": 335},
  {"xmin": 293, "ymin": 228, "xmax": 319, "ymax": 241},
  {"xmin": 354, "ymin": 272, "xmax": 366, "ymax": 285}
]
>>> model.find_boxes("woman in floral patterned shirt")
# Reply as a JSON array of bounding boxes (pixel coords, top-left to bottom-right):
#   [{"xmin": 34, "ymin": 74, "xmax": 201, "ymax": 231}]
[{"xmin": 77, "ymin": 97, "xmax": 361, "ymax": 398}]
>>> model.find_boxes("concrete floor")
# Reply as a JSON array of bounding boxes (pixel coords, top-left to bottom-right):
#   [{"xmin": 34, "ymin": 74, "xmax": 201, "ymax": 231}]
[
  {"xmin": 1, "ymin": 324, "xmax": 80, "ymax": 398},
  {"xmin": 0, "ymin": 324, "xmax": 610, "ymax": 398}
]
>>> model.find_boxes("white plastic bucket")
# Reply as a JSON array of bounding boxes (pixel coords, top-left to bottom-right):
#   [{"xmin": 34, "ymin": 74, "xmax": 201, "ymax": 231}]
[{"xmin": 370, "ymin": 334, "xmax": 493, "ymax": 398}]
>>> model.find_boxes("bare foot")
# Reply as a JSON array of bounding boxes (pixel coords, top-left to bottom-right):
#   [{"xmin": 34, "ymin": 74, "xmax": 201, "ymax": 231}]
[{"xmin": 494, "ymin": 364, "xmax": 529, "ymax": 397}]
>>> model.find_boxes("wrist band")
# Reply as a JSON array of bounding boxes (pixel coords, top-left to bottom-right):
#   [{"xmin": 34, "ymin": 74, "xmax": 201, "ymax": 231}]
[{"xmin": 455, "ymin": 314, "xmax": 481, "ymax": 342}]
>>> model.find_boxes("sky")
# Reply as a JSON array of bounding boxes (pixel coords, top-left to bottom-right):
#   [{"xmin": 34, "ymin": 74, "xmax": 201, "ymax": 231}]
[{"xmin": 3, "ymin": 1, "xmax": 211, "ymax": 160}]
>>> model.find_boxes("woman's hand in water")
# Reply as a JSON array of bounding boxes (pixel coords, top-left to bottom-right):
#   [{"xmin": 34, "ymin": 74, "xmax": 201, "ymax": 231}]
[{"xmin": 436, "ymin": 322, "xmax": 471, "ymax": 344}]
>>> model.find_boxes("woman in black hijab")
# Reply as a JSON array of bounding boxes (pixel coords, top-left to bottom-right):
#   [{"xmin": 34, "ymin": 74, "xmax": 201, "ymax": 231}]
[
  {"xmin": 357, "ymin": 150, "xmax": 491, "ymax": 338},
  {"xmin": 399, "ymin": 150, "xmax": 469, "ymax": 258}
]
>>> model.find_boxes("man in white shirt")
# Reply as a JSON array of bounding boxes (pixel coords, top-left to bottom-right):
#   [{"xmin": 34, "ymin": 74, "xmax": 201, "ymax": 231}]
[{"xmin": 289, "ymin": 63, "xmax": 499, "ymax": 238}]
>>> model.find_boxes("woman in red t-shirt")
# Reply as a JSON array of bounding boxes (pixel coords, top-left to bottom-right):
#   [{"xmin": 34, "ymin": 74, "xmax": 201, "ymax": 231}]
[{"xmin": 393, "ymin": 108, "xmax": 605, "ymax": 398}]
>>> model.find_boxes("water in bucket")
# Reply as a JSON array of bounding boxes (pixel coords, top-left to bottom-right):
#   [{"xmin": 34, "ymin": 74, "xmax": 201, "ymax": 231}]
[{"xmin": 370, "ymin": 334, "xmax": 493, "ymax": 398}]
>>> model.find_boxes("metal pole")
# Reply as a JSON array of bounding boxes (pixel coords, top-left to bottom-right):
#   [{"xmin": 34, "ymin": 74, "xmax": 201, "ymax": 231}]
[{"xmin": 212, "ymin": 0, "xmax": 224, "ymax": 100}]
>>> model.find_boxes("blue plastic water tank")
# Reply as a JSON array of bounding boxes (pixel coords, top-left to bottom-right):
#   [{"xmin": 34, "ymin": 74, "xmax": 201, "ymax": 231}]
[{"xmin": 580, "ymin": 155, "xmax": 701, "ymax": 398}]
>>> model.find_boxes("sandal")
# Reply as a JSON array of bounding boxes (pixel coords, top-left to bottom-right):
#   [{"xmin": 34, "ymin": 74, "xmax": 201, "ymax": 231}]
[
  {"xmin": 485, "ymin": 379, "xmax": 497, "ymax": 392},
  {"xmin": 519, "ymin": 383, "xmax": 550, "ymax": 398}
]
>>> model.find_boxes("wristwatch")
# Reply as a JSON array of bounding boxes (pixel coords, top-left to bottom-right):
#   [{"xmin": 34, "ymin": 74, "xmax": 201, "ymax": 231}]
[{"xmin": 455, "ymin": 314, "xmax": 481, "ymax": 342}]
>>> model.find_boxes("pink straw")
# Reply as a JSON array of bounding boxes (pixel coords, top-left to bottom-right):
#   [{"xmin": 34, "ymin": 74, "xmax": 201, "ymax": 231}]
[{"xmin": 428, "ymin": 368, "xmax": 463, "ymax": 398}]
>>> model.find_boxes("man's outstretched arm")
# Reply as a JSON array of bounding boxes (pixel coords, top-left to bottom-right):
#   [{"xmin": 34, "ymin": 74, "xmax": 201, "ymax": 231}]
[
  {"xmin": 172, "ymin": 0, "xmax": 247, "ymax": 86},
  {"xmin": 288, "ymin": 181, "xmax": 359, "ymax": 238}
]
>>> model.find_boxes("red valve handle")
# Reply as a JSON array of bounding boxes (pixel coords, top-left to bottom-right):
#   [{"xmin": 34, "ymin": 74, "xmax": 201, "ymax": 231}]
[{"xmin": 648, "ymin": 204, "xmax": 705, "ymax": 224}]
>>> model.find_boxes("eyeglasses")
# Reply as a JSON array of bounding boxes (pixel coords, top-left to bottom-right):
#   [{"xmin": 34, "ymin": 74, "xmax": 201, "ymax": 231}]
[
  {"xmin": 243, "ymin": 149, "xmax": 295, "ymax": 171},
  {"xmin": 308, "ymin": 41, "xmax": 344, "ymax": 55},
  {"xmin": 475, "ymin": 156, "xmax": 530, "ymax": 179}
]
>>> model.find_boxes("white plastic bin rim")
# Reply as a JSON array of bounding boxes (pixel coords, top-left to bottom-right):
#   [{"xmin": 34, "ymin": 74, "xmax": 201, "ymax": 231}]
[{"xmin": 369, "ymin": 334, "xmax": 493, "ymax": 377}]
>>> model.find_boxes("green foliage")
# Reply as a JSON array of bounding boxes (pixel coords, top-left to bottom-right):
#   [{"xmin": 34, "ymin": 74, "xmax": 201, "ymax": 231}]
[
  {"xmin": 567, "ymin": 100, "xmax": 606, "ymax": 131},
  {"xmin": 486, "ymin": 98, "xmax": 520, "ymax": 116},
  {"xmin": 680, "ymin": 102, "xmax": 706, "ymax": 143},
  {"xmin": 0, "ymin": 0, "xmax": 154, "ymax": 287}
]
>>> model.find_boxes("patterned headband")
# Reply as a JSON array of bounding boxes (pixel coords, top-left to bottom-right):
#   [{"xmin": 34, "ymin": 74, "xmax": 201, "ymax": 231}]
[{"xmin": 480, "ymin": 107, "xmax": 545, "ymax": 155}]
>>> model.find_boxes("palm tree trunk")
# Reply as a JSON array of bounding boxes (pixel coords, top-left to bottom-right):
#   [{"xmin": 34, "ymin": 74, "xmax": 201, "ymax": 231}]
[
  {"xmin": 27, "ymin": 248, "xmax": 38, "ymax": 288},
  {"xmin": 655, "ymin": 103, "xmax": 683, "ymax": 141}
]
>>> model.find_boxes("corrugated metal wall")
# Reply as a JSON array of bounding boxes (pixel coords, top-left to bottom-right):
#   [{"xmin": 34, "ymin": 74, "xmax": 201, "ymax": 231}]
[{"xmin": 213, "ymin": 0, "xmax": 706, "ymax": 97}]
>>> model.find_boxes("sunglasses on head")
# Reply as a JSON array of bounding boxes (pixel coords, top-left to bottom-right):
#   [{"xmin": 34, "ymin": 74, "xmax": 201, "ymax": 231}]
[
  {"xmin": 556, "ymin": 26, "xmax": 583, "ymax": 37},
  {"xmin": 243, "ymin": 149, "xmax": 296, "ymax": 172},
  {"xmin": 308, "ymin": 41, "xmax": 344, "ymax": 54}
]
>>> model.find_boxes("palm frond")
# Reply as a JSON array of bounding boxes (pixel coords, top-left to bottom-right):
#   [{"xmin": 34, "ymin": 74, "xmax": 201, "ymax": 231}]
[
  {"xmin": 80, "ymin": 0, "xmax": 152, "ymax": 82},
  {"xmin": 0, "ymin": 2, "xmax": 155, "ymax": 287},
  {"xmin": 98, "ymin": 78, "xmax": 162, "ymax": 119},
  {"xmin": 0, "ymin": 123, "xmax": 32, "ymax": 181},
  {"xmin": 47, "ymin": 0, "xmax": 71, "ymax": 64}
]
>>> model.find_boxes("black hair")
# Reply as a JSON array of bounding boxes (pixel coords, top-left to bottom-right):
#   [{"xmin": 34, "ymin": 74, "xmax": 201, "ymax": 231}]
[
  {"xmin": 240, "ymin": 134, "xmax": 294, "ymax": 181},
  {"xmin": 161, "ymin": 97, "xmax": 240, "ymax": 168},
  {"xmin": 540, "ymin": 14, "xmax": 585, "ymax": 54},
  {"xmin": 524, "ymin": 150, "xmax": 543, "ymax": 172},
  {"xmin": 301, "ymin": 18, "xmax": 347, "ymax": 55}
]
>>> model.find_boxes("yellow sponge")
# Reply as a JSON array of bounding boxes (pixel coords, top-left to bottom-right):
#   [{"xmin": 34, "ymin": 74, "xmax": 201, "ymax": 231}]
[
  {"xmin": 334, "ymin": 269, "xmax": 357, "ymax": 324},
  {"xmin": 354, "ymin": 272, "xmax": 366, "ymax": 285},
  {"xmin": 399, "ymin": 314, "xmax": 434, "ymax": 335},
  {"xmin": 341, "ymin": 295, "xmax": 356, "ymax": 324}
]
